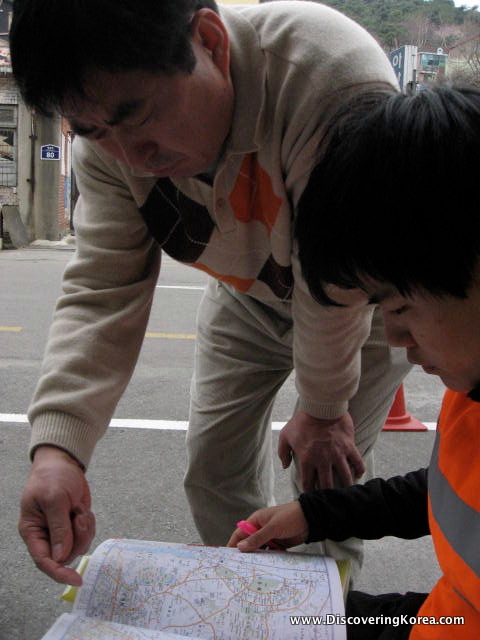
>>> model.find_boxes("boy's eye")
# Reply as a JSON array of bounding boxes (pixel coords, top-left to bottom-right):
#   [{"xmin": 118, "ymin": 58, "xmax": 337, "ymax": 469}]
[{"xmin": 392, "ymin": 305, "xmax": 408, "ymax": 316}]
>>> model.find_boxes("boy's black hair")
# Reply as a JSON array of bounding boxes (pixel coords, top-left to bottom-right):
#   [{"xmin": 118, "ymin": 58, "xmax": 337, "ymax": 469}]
[
  {"xmin": 295, "ymin": 85, "xmax": 480, "ymax": 305},
  {"xmin": 10, "ymin": 0, "xmax": 219, "ymax": 114}
]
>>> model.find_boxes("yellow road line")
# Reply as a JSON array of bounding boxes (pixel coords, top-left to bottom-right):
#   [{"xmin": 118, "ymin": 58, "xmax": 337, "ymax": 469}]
[
  {"xmin": 0, "ymin": 327, "xmax": 194, "ymax": 339},
  {"xmin": 145, "ymin": 332, "xmax": 196, "ymax": 340}
]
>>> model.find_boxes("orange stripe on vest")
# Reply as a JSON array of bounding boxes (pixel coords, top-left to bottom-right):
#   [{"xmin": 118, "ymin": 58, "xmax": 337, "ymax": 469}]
[
  {"xmin": 410, "ymin": 576, "xmax": 477, "ymax": 639},
  {"xmin": 438, "ymin": 390, "xmax": 480, "ymax": 511}
]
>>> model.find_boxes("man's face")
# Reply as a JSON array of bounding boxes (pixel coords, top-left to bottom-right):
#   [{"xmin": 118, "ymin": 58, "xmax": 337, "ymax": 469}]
[
  {"xmin": 364, "ymin": 282, "xmax": 480, "ymax": 393},
  {"xmin": 64, "ymin": 12, "xmax": 234, "ymax": 178}
]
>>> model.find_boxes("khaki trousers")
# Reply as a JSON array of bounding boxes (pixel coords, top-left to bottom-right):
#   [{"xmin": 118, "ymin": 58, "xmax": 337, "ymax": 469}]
[{"xmin": 184, "ymin": 279, "xmax": 411, "ymax": 577}]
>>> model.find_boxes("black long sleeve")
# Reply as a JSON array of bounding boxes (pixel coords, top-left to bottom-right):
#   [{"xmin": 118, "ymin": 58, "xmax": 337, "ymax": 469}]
[{"xmin": 298, "ymin": 468, "xmax": 429, "ymax": 543}]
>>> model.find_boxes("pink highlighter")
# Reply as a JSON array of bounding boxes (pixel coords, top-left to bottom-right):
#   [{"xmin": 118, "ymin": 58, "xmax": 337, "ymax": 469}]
[{"xmin": 236, "ymin": 520, "xmax": 284, "ymax": 550}]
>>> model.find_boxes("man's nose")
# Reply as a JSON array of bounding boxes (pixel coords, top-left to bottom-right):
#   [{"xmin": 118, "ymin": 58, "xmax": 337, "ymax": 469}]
[{"xmin": 109, "ymin": 129, "xmax": 157, "ymax": 169}]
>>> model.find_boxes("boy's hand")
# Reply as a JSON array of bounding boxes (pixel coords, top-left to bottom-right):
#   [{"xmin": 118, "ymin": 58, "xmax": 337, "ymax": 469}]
[{"xmin": 227, "ymin": 502, "xmax": 309, "ymax": 552}]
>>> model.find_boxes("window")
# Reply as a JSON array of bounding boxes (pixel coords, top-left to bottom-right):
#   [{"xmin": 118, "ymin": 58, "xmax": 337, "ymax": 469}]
[{"xmin": 0, "ymin": 104, "xmax": 16, "ymax": 186}]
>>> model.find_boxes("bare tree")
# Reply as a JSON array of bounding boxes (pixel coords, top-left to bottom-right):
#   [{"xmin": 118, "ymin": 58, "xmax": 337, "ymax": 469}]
[
  {"xmin": 402, "ymin": 13, "xmax": 435, "ymax": 50},
  {"xmin": 447, "ymin": 31, "xmax": 480, "ymax": 86}
]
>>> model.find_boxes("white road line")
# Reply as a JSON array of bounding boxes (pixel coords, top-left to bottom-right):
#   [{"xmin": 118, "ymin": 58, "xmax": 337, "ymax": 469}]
[
  {"xmin": 156, "ymin": 285, "xmax": 205, "ymax": 290},
  {"xmin": 1, "ymin": 413, "xmax": 29, "ymax": 423},
  {"xmin": 0, "ymin": 413, "xmax": 437, "ymax": 430}
]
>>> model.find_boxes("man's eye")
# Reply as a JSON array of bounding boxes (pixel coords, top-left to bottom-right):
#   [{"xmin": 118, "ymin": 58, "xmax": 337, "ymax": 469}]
[
  {"xmin": 71, "ymin": 125, "xmax": 106, "ymax": 140},
  {"xmin": 90, "ymin": 129, "xmax": 107, "ymax": 141},
  {"xmin": 128, "ymin": 110, "xmax": 154, "ymax": 128}
]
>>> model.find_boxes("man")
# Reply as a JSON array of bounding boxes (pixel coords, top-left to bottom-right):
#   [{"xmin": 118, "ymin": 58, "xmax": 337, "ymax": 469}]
[
  {"xmin": 229, "ymin": 85, "xmax": 480, "ymax": 639},
  {"xmin": 10, "ymin": 0, "xmax": 408, "ymax": 586}
]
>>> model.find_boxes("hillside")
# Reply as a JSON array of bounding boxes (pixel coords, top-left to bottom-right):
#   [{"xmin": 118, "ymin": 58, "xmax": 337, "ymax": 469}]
[
  {"xmin": 262, "ymin": 0, "xmax": 480, "ymax": 51},
  {"xmin": 321, "ymin": 0, "xmax": 480, "ymax": 50}
]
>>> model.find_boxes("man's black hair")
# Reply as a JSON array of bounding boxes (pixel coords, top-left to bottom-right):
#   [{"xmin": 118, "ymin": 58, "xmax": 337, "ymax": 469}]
[
  {"xmin": 10, "ymin": 0, "xmax": 218, "ymax": 114},
  {"xmin": 295, "ymin": 85, "xmax": 480, "ymax": 305}
]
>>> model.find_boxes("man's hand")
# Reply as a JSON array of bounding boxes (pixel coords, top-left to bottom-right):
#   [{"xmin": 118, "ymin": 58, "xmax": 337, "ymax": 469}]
[
  {"xmin": 18, "ymin": 446, "xmax": 95, "ymax": 585},
  {"xmin": 278, "ymin": 411, "xmax": 365, "ymax": 491},
  {"xmin": 227, "ymin": 502, "xmax": 308, "ymax": 552}
]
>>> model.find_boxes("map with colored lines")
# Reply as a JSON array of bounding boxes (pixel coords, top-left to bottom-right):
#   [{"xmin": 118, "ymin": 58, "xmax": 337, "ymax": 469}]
[{"xmin": 41, "ymin": 538, "xmax": 346, "ymax": 639}]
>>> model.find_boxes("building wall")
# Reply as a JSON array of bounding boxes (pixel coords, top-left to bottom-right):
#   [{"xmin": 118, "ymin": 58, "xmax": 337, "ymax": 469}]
[
  {"xmin": 59, "ymin": 118, "xmax": 73, "ymax": 236},
  {"xmin": 2, "ymin": 79, "xmax": 73, "ymax": 242},
  {"xmin": 15, "ymin": 95, "xmax": 33, "ymax": 236},
  {"xmin": 0, "ymin": 1, "xmax": 73, "ymax": 243},
  {"xmin": 0, "ymin": 74, "xmax": 19, "ymax": 207}
]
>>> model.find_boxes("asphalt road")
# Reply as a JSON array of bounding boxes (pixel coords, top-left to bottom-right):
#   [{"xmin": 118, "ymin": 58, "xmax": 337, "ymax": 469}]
[{"xmin": 0, "ymin": 246, "xmax": 445, "ymax": 639}]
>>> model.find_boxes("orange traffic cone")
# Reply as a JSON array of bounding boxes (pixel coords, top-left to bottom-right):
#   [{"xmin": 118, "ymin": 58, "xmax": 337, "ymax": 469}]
[{"xmin": 383, "ymin": 384, "xmax": 427, "ymax": 431}]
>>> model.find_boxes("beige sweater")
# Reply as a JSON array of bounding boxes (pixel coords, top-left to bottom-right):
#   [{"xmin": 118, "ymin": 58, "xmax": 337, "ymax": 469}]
[{"xmin": 28, "ymin": 1, "xmax": 398, "ymax": 467}]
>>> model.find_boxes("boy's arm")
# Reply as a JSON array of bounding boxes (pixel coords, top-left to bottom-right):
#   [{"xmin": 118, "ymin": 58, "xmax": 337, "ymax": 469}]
[
  {"xmin": 300, "ymin": 468, "xmax": 429, "ymax": 542},
  {"xmin": 229, "ymin": 468, "xmax": 429, "ymax": 551}
]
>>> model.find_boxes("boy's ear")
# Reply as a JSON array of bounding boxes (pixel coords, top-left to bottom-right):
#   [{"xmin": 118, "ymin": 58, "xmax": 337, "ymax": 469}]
[{"xmin": 190, "ymin": 9, "xmax": 231, "ymax": 78}]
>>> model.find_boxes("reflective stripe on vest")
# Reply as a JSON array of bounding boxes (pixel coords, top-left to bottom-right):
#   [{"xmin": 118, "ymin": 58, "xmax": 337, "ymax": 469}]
[
  {"xmin": 410, "ymin": 390, "xmax": 480, "ymax": 638},
  {"xmin": 429, "ymin": 430, "xmax": 480, "ymax": 579}
]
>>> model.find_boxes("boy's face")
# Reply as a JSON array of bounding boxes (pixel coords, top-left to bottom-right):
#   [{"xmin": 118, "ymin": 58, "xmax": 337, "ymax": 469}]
[{"xmin": 364, "ymin": 283, "xmax": 480, "ymax": 393}]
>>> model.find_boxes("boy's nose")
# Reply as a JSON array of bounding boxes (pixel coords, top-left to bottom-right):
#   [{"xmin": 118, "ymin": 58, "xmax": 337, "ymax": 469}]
[{"xmin": 383, "ymin": 317, "xmax": 416, "ymax": 349}]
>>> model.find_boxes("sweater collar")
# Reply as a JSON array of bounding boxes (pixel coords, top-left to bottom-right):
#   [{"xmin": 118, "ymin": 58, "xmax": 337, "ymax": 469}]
[{"xmin": 219, "ymin": 6, "xmax": 266, "ymax": 156}]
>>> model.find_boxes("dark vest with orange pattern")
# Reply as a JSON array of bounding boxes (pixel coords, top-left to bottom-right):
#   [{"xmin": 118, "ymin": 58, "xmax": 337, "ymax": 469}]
[{"xmin": 410, "ymin": 389, "xmax": 480, "ymax": 639}]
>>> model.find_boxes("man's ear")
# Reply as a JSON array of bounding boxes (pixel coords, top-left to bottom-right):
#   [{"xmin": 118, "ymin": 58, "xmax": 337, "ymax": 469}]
[{"xmin": 190, "ymin": 8, "xmax": 231, "ymax": 77}]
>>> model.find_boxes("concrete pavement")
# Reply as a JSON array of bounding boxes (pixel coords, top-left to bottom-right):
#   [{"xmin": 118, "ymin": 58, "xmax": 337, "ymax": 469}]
[
  {"xmin": 0, "ymin": 245, "xmax": 444, "ymax": 639},
  {"xmin": 0, "ymin": 422, "xmax": 440, "ymax": 639}
]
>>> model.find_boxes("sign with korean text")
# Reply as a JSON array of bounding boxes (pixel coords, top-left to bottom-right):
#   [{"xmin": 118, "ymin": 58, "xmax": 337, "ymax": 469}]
[{"xmin": 40, "ymin": 144, "xmax": 61, "ymax": 160}]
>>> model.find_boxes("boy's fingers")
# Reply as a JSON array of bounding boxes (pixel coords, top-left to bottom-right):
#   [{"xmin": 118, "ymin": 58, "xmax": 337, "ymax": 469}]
[
  {"xmin": 227, "ymin": 527, "xmax": 248, "ymax": 548},
  {"xmin": 237, "ymin": 527, "xmax": 273, "ymax": 552}
]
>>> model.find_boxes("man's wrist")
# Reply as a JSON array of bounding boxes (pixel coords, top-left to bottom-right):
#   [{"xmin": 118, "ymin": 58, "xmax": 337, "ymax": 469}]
[
  {"xmin": 32, "ymin": 444, "xmax": 85, "ymax": 471},
  {"xmin": 297, "ymin": 410, "xmax": 346, "ymax": 425},
  {"xmin": 297, "ymin": 398, "xmax": 349, "ymax": 420}
]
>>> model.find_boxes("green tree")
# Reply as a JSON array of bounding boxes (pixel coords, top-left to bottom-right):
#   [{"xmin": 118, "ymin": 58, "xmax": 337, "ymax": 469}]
[{"xmin": 259, "ymin": 0, "xmax": 480, "ymax": 50}]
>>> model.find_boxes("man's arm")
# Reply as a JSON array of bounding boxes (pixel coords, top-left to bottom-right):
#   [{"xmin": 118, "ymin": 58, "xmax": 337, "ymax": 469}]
[
  {"xmin": 286, "ymin": 254, "xmax": 375, "ymax": 490},
  {"xmin": 21, "ymin": 139, "xmax": 160, "ymax": 580},
  {"xmin": 267, "ymin": 4, "xmax": 400, "ymax": 492},
  {"xmin": 281, "ymin": 85, "xmax": 394, "ymax": 492},
  {"xmin": 28, "ymin": 138, "xmax": 161, "ymax": 467}
]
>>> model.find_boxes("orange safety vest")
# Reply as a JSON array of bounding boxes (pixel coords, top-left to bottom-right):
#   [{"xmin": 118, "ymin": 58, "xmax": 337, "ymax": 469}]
[{"xmin": 410, "ymin": 390, "xmax": 480, "ymax": 639}]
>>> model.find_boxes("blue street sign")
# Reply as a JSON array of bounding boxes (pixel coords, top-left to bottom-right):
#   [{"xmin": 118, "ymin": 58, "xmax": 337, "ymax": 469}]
[
  {"xmin": 40, "ymin": 144, "xmax": 61, "ymax": 160},
  {"xmin": 390, "ymin": 46, "xmax": 405, "ymax": 89}
]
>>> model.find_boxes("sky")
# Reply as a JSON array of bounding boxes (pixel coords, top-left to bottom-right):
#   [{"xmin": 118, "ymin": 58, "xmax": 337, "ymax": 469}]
[{"xmin": 453, "ymin": 0, "xmax": 479, "ymax": 8}]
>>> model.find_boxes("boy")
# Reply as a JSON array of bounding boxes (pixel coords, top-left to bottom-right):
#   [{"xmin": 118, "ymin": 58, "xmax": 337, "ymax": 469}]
[{"xmin": 228, "ymin": 85, "xmax": 480, "ymax": 639}]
